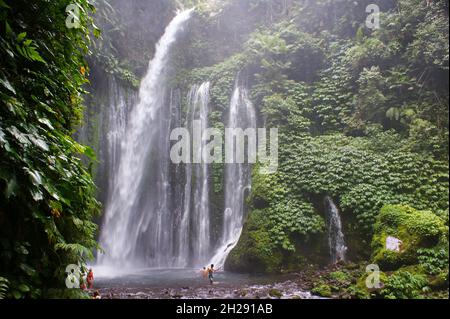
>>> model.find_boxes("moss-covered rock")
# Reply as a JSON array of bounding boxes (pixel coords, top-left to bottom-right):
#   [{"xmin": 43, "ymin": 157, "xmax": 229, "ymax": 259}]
[
  {"xmin": 225, "ymin": 209, "xmax": 284, "ymax": 273},
  {"xmin": 311, "ymin": 283, "xmax": 332, "ymax": 297},
  {"xmin": 347, "ymin": 204, "xmax": 450, "ymax": 299},
  {"xmin": 268, "ymin": 288, "xmax": 283, "ymax": 298},
  {"xmin": 371, "ymin": 205, "xmax": 447, "ymax": 270},
  {"xmin": 352, "ymin": 269, "xmax": 388, "ymax": 299},
  {"xmin": 345, "ymin": 285, "xmax": 371, "ymax": 299}
]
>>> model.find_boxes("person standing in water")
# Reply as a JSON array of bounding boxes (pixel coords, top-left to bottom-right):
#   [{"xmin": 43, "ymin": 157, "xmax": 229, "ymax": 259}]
[{"xmin": 207, "ymin": 264, "xmax": 219, "ymax": 285}]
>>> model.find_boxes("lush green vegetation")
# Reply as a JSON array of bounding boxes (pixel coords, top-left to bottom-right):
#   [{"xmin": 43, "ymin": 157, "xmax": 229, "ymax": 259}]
[{"xmin": 0, "ymin": 0, "xmax": 100, "ymax": 298}]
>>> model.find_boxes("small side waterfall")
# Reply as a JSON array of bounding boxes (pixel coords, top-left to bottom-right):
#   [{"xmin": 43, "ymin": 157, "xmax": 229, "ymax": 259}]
[
  {"xmin": 324, "ymin": 196, "xmax": 347, "ymax": 264},
  {"xmin": 210, "ymin": 80, "xmax": 257, "ymax": 267},
  {"xmin": 98, "ymin": 9, "xmax": 193, "ymax": 269}
]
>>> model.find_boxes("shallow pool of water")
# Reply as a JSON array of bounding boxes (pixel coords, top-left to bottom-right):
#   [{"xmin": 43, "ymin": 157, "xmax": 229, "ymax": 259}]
[{"xmin": 95, "ymin": 267, "xmax": 294, "ymax": 289}]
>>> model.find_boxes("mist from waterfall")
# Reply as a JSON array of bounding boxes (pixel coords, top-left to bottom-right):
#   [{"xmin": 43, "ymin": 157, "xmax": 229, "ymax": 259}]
[
  {"xmin": 210, "ymin": 80, "xmax": 257, "ymax": 268},
  {"xmin": 324, "ymin": 196, "xmax": 347, "ymax": 264},
  {"xmin": 98, "ymin": 9, "xmax": 193, "ymax": 270}
]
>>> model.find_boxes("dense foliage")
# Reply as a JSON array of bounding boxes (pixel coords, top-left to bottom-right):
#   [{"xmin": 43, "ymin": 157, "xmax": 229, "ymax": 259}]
[{"xmin": 0, "ymin": 0, "xmax": 100, "ymax": 298}]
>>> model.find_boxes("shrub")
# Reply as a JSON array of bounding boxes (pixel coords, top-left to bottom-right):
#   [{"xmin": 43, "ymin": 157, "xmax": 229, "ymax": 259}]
[
  {"xmin": 329, "ymin": 271, "xmax": 351, "ymax": 283},
  {"xmin": 417, "ymin": 248, "xmax": 449, "ymax": 276},
  {"xmin": 381, "ymin": 270, "xmax": 428, "ymax": 299}
]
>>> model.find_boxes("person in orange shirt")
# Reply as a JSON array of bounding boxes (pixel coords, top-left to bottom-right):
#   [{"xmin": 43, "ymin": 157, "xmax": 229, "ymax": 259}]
[
  {"xmin": 200, "ymin": 267, "xmax": 208, "ymax": 279},
  {"xmin": 86, "ymin": 268, "xmax": 94, "ymax": 289}
]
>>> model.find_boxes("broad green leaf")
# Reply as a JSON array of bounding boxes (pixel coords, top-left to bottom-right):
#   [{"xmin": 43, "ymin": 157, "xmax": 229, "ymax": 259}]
[
  {"xmin": 5, "ymin": 176, "xmax": 18, "ymax": 199},
  {"xmin": 0, "ymin": 77, "xmax": 15, "ymax": 94},
  {"xmin": 18, "ymin": 284, "xmax": 30, "ymax": 293},
  {"xmin": 25, "ymin": 168, "xmax": 42, "ymax": 186},
  {"xmin": 17, "ymin": 32, "xmax": 27, "ymax": 42},
  {"xmin": 30, "ymin": 188, "xmax": 43, "ymax": 201},
  {"xmin": 12, "ymin": 290, "xmax": 22, "ymax": 299}
]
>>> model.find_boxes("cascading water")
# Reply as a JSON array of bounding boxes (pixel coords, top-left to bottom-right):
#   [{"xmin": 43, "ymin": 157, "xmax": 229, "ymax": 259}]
[
  {"xmin": 177, "ymin": 82, "xmax": 211, "ymax": 267},
  {"xmin": 98, "ymin": 9, "xmax": 193, "ymax": 270},
  {"xmin": 324, "ymin": 196, "xmax": 347, "ymax": 264},
  {"xmin": 105, "ymin": 79, "xmax": 133, "ymax": 195},
  {"xmin": 210, "ymin": 80, "xmax": 257, "ymax": 268},
  {"xmin": 77, "ymin": 76, "xmax": 137, "ymax": 204},
  {"xmin": 190, "ymin": 82, "xmax": 212, "ymax": 265},
  {"xmin": 96, "ymin": 8, "xmax": 256, "ymax": 271}
]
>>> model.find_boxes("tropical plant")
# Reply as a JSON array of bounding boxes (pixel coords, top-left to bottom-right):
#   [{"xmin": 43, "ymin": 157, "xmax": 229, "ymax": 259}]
[{"xmin": 0, "ymin": 0, "xmax": 101, "ymax": 298}]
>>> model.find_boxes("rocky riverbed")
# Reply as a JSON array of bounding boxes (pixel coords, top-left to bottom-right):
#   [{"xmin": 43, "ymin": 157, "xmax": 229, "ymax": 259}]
[
  {"xmin": 97, "ymin": 280, "xmax": 320, "ymax": 299},
  {"xmin": 93, "ymin": 264, "xmax": 367, "ymax": 300}
]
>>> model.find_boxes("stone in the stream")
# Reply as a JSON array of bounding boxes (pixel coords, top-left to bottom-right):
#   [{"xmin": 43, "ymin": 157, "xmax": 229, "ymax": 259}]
[{"xmin": 269, "ymin": 288, "xmax": 283, "ymax": 298}]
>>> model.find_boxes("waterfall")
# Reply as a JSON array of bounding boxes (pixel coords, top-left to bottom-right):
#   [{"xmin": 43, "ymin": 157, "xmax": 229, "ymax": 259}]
[
  {"xmin": 324, "ymin": 196, "xmax": 347, "ymax": 264},
  {"xmin": 77, "ymin": 76, "xmax": 137, "ymax": 204},
  {"xmin": 98, "ymin": 9, "xmax": 193, "ymax": 270},
  {"xmin": 210, "ymin": 80, "xmax": 257, "ymax": 268},
  {"xmin": 177, "ymin": 82, "xmax": 211, "ymax": 267},
  {"xmin": 190, "ymin": 82, "xmax": 211, "ymax": 265},
  {"xmin": 105, "ymin": 79, "xmax": 133, "ymax": 194}
]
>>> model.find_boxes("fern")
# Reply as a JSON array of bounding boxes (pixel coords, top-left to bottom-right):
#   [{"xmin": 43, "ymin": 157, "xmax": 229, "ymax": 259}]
[
  {"xmin": 0, "ymin": 277, "xmax": 9, "ymax": 299},
  {"xmin": 54, "ymin": 243, "xmax": 94, "ymax": 260}
]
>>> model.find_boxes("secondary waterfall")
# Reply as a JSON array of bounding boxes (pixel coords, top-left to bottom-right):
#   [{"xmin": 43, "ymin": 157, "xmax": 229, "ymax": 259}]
[
  {"xmin": 76, "ymin": 76, "xmax": 138, "ymax": 205},
  {"xmin": 98, "ymin": 9, "xmax": 193, "ymax": 269},
  {"xmin": 324, "ymin": 196, "xmax": 347, "ymax": 264},
  {"xmin": 105, "ymin": 79, "xmax": 133, "ymax": 195},
  {"xmin": 210, "ymin": 81, "xmax": 257, "ymax": 267},
  {"xmin": 177, "ymin": 82, "xmax": 211, "ymax": 267}
]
